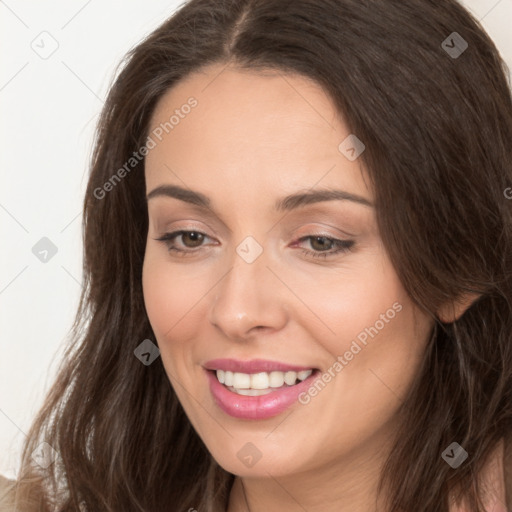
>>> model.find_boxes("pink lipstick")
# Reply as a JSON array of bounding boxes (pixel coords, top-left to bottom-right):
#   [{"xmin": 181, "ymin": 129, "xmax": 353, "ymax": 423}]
[{"xmin": 204, "ymin": 358, "xmax": 319, "ymax": 420}]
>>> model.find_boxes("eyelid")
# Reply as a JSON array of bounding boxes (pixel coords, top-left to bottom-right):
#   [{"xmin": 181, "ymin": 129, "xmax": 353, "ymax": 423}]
[
  {"xmin": 156, "ymin": 221, "xmax": 214, "ymax": 235},
  {"xmin": 292, "ymin": 223, "xmax": 357, "ymax": 240},
  {"xmin": 149, "ymin": 208, "xmax": 230, "ymax": 235}
]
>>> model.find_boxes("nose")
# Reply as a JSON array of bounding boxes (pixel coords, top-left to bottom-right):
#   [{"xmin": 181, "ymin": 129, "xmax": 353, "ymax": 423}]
[{"xmin": 208, "ymin": 246, "xmax": 289, "ymax": 341}]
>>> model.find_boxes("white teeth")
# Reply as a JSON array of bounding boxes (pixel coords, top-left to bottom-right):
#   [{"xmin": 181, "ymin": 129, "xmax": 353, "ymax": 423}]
[
  {"xmin": 297, "ymin": 370, "xmax": 313, "ymax": 381},
  {"xmin": 269, "ymin": 371, "xmax": 284, "ymax": 388},
  {"xmin": 224, "ymin": 371, "xmax": 234, "ymax": 386},
  {"xmin": 284, "ymin": 371, "xmax": 297, "ymax": 385},
  {"xmin": 251, "ymin": 372, "xmax": 269, "ymax": 389},
  {"xmin": 232, "ymin": 372, "xmax": 251, "ymax": 389},
  {"xmin": 233, "ymin": 388, "xmax": 274, "ymax": 396},
  {"xmin": 215, "ymin": 369, "xmax": 314, "ymax": 392}
]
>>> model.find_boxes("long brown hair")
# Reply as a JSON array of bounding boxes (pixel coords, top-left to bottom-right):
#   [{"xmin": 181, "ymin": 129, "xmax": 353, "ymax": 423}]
[{"xmin": 4, "ymin": 0, "xmax": 512, "ymax": 510}]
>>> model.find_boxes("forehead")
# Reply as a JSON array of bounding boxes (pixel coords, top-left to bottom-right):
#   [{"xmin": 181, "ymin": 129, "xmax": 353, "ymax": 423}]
[{"xmin": 145, "ymin": 63, "xmax": 371, "ymax": 202}]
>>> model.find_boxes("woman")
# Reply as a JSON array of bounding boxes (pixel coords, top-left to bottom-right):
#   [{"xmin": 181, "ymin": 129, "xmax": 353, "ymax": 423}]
[{"xmin": 2, "ymin": 0, "xmax": 512, "ymax": 510}]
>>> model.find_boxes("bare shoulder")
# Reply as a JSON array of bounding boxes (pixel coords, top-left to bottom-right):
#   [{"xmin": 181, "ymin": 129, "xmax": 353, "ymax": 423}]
[
  {"xmin": 0, "ymin": 473, "xmax": 17, "ymax": 511},
  {"xmin": 505, "ymin": 435, "xmax": 512, "ymax": 511},
  {"xmin": 450, "ymin": 438, "xmax": 510, "ymax": 512},
  {"xmin": 479, "ymin": 437, "xmax": 510, "ymax": 512}
]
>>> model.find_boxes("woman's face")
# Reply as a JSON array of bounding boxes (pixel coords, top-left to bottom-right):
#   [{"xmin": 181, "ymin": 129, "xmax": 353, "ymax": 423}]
[{"xmin": 142, "ymin": 63, "xmax": 434, "ymax": 479}]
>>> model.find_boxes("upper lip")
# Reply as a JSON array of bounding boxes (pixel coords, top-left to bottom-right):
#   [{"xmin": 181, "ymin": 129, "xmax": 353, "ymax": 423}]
[{"xmin": 203, "ymin": 358, "xmax": 316, "ymax": 373}]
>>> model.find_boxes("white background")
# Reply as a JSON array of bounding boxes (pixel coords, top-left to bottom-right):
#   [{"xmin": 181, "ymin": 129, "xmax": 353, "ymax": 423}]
[{"xmin": 1, "ymin": 0, "xmax": 511, "ymax": 479}]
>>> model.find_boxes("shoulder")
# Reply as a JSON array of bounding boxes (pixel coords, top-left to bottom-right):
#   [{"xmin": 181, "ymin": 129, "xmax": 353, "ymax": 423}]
[
  {"xmin": 505, "ymin": 435, "xmax": 512, "ymax": 511},
  {"xmin": 450, "ymin": 437, "xmax": 510, "ymax": 512},
  {"xmin": 0, "ymin": 474, "xmax": 17, "ymax": 511},
  {"xmin": 0, "ymin": 473, "xmax": 15, "ymax": 493},
  {"xmin": 0, "ymin": 472, "xmax": 50, "ymax": 512},
  {"xmin": 486, "ymin": 437, "xmax": 509, "ymax": 512}
]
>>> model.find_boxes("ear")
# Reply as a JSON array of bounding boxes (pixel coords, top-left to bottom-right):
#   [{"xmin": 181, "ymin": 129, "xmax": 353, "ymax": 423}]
[{"xmin": 436, "ymin": 292, "xmax": 482, "ymax": 324}]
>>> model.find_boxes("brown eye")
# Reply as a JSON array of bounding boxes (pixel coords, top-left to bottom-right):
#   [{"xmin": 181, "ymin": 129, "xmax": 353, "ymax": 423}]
[
  {"xmin": 154, "ymin": 230, "xmax": 211, "ymax": 254},
  {"xmin": 309, "ymin": 236, "xmax": 335, "ymax": 252},
  {"xmin": 295, "ymin": 235, "xmax": 355, "ymax": 259},
  {"xmin": 180, "ymin": 231, "xmax": 205, "ymax": 248}
]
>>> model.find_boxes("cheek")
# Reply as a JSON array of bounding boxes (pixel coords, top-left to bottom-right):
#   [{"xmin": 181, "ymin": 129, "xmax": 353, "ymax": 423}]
[
  {"xmin": 142, "ymin": 262, "xmax": 178, "ymax": 339},
  {"xmin": 299, "ymin": 254, "xmax": 411, "ymax": 360},
  {"xmin": 289, "ymin": 287, "xmax": 429, "ymax": 472},
  {"xmin": 300, "ymin": 255, "xmax": 430, "ymax": 416},
  {"xmin": 141, "ymin": 253, "xmax": 213, "ymax": 366}
]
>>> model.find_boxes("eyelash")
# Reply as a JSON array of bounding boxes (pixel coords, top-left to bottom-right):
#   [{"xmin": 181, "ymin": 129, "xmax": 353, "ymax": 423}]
[{"xmin": 154, "ymin": 230, "xmax": 355, "ymax": 259}]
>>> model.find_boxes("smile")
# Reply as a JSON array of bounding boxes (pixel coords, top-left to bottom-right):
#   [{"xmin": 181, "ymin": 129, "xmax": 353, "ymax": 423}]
[
  {"xmin": 203, "ymin": 359, "xmax": 320, "ymax": 419},
  {"xmin": 216, "ymin": 369, "xmax": 313, "ymax": 395}
]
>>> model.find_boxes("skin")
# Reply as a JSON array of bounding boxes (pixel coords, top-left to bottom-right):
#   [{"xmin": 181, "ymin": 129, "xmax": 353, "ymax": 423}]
[{"xmin": 142, "ymin": 62, "xmax": 462, "ymax": 511}]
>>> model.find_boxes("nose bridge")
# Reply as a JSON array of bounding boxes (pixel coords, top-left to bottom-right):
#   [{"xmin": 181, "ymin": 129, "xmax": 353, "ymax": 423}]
[{"xmin": 209, "ymin": 235, "xmax": 288, "ymax": 338}]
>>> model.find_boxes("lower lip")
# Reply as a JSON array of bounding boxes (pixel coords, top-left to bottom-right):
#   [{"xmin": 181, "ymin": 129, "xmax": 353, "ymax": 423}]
[{"xmin": 205, "ymin": 369, "xmax": 319, "ymax": 420}]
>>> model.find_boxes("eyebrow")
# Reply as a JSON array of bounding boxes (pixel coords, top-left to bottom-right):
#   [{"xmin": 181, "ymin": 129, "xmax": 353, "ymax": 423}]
[{"xmin": 146, "ymin": 184, "xmax": 373, "ymax": 211}]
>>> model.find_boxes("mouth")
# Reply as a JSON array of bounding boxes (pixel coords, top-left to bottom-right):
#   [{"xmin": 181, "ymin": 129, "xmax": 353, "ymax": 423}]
[
  {"xmin": 203, "ymin": 359, "xmax": 320, "ymax": 419},
  {"xmin": 211, "ymin": 368, "xmax": 314, "ymax": 396}
]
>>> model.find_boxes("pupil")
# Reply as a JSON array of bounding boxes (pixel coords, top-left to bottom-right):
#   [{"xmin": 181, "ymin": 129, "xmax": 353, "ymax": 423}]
[
  {"xmin": 313, "ymin": 236, "xmax": 331, "ymax": 251},
  {"xmin": 185, "ymin": 232, "xmax": 203, "ymax": 246}
]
